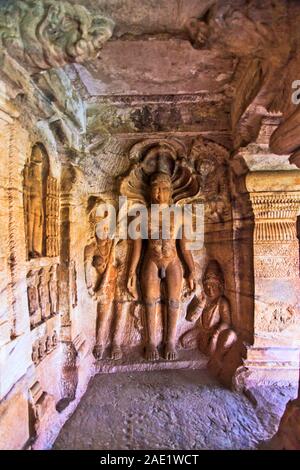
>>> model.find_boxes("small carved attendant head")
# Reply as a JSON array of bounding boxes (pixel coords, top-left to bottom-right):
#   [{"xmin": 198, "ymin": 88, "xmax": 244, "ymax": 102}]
[
  {"xmin": 52, "ymin": 330, "xmax": 58, "ymax": 348},
  {"xmin": 45, "ymin": 336, "xmax": 52, "ymax": 353},
  {"xmin": 196, "ymin": 157, "xmax": 216, "ymax": 178},
  {"xmin": 150, "ymin": 172, "xmax": 172, "ymax": 204},
  {"xmin": 203, "ymin": 260, "xmax": 224, "ymax": 301}
]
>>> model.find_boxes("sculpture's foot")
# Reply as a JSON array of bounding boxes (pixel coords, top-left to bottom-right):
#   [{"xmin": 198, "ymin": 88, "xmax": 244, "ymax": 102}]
[
  {"xmin": 164, "ymin": 343, "xmax": 177, "ymax": 361},
  {"xmin": 208, "ymin": 356, "xmax": 222, "ymax": 376},
  {"xmin": 145, "ymin": 344, "xmax": 159, "ymax": 361},
  {"xmin": 93, "ymin": 344, "xmax": 104, "ymax": 360},
  {"xmin": 110, "ymin": 344, "xmax": 122, "ymax": 360},
  {"xmin": 29, "ymin": 251, "xmax": 42, "ymax": 259}
]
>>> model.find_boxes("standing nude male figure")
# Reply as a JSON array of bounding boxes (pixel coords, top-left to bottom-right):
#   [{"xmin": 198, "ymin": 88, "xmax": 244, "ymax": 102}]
[{"xmin": 127, "ymin": 172, "xmax": 195, "ymax": 361}]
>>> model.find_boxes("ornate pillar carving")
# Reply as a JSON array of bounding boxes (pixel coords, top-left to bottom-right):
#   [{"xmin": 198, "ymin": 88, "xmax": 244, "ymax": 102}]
[{"xmin": 241, "ymin": 171, "xmax": 300, "ymax": 385}]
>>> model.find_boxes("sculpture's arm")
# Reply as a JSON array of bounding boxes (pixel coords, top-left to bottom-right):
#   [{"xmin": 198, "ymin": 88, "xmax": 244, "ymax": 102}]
[
  {"xmin": 220, "ymin": 298, "xmax": 232, "ymax": 328},
  {"xmin": 127, "ymin": 238, "xmax": 142, "ymax": 299},
  {"xmin": 186, "ymin": 292, "xmax": 206, "ymax": 322},
  {"xmin": 84, "ymin": 244, "xmax": 95, "ymax": 297},
  {"xmin": 128, "ymin": 238, "xmax": 142, "ymax": 275},
  {"xmin": 179, "ymin": 235, "xmax": 196, "ymax": 291}
]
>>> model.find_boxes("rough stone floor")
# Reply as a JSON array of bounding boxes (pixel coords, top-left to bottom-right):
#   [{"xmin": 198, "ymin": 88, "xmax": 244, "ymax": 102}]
[{"xmin": 53, "ymin": 369, "xmax": 296, "ymax": 450}]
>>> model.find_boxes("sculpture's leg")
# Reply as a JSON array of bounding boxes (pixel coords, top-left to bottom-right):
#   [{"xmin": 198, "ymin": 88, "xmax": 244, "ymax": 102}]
[
  {"xmin": 164, "ymin": 260, "xmax": 183, "ymax": 361},
  {"xmin": 110, "ymin": 302, "xmax": 128, "ymax": 360},
  {"xmin": 28, "ymin": 209, "xmax": 34, "ymax": 256},
  {"xmin": 180, "ymin": 327, "xmax": 199, "ymax": 349},
  {"xmin": 213, "ymin": 328, "xmax": 237, "ymax": 359},
  {"xmin": 32, "ymin": 210, "xmax": 43, "ymax": 256},
  {"xmin": 141, "ymin": 259, "xmax": 160, "ymax": 361},
  {"xmin": 93, "ymin": 301, "xmax": 112, "ymax": 360},
  {"xmin": 144, "ymin": 301, "xmax": 160, "ymax": 360},
  {"xmin": 209, "ymin": 327, "xmax": 237, "ymax": 376}
]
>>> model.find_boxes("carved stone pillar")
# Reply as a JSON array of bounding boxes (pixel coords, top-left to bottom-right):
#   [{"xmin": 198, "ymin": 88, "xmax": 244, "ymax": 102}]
[
  {"xmin": 56, "ymin": 165, "xmax": 85, "ymax": 412},
  {"xmin": 241, "ymin": 171, "xmax": 300, "ymax": 385}
]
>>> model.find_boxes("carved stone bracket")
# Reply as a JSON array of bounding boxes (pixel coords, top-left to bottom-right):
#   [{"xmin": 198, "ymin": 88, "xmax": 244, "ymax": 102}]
[{"xmin": 246, "ymin": 171, "xmax": 300, "ymax": 280}]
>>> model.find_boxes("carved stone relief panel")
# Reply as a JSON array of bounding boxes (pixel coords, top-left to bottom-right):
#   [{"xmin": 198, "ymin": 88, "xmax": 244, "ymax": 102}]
[
  {"xmin": 27, "ymin": 262, "xmax": 59, "ymax": 330},
  {"xmin": 83, "ymin": 137, "xmax": 237, "ymax": 367},
  {"xmin": 31, "ymin": 330, "xmax": 58, "ymax": 367},
  {"xmin": 23, "ymin": 144, "xmax": 60, "ymax": 260},
  {"xmin": 189, "ymin": 137, "xmax": 231, "ymax": 224}
]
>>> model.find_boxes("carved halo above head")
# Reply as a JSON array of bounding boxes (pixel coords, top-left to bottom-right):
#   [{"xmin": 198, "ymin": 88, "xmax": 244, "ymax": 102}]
[{"xmin": 121, "ymin": 139, "xmax": 201, "ymax": 206}]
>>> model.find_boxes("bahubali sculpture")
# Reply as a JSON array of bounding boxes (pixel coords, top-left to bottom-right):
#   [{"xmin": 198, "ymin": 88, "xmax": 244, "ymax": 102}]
[
  {"xmin": 123, "ymin": 140, "xmax": 201, "ymax": 361},
  {"xmin": 127, "ymin": 172, "xmax": 196, "ymax": 361},
  {"xmin": 0, "ymin": 0, "xmax": 114, "ymax": 73},
  {"xmin": 181, "ymin": 260, "xmax": 237, "ymax": 374}
]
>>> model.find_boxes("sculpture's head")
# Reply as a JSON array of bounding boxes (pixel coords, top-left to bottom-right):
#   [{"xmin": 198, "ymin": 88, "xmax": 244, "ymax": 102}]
[
  {"xmin": 92, "ymin": 255, "xmax": 107, "ymax": 274},
  {"xmin": 3, "ymin": 0, "xmax": 114, "ymax": 70},
  {"xmin": 95, "ymin": 209, "xmax": 113, "ymax": 241},
  {"xmin": 197, "ymin": 157, "xmax": 216, "ymax": 178},
  {"xmin": 150, "ymin": 172, "xmax": 172, "ymax": 204},
  {"xmin": 203, "ymin": 260, "xmax": 224, "ymax": 301}
]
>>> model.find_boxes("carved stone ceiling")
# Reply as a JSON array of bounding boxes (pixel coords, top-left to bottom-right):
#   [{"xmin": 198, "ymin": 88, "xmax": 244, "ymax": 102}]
[{"xmin": 48, "ymin": 0, "xmax": 297, "ymax": 192}]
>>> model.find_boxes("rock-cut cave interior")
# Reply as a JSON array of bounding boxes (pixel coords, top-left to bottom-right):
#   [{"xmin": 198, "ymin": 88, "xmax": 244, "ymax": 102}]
[{"xmin": 0, "ymin": 0, "xmax": 300, "ymax": 452}]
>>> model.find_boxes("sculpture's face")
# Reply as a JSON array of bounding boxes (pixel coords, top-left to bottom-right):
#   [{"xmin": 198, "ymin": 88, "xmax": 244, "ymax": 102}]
[
  {"xmin": 151, "ymin": 179, "xmax": 171, "ymax": 204},
  {"xmin": 96, "ymin": 220, "xmax": 110, "ymax": 240},
  {"xmin": 204, "ymin": 279, "xmax": 222, "ymax": 301},
  {"xmin": 198, "ymin": 159, "xmax": 216, "ymax": 177}
]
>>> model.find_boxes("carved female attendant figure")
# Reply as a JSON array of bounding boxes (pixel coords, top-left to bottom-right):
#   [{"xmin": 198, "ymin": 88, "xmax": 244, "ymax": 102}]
[
  {"xmin": 181, "ymin": 260, "xmax": 237, "ymax": 372},
  {"xmin": 84, "ymin": 219, "xmax": 117, "ymax": 360}
]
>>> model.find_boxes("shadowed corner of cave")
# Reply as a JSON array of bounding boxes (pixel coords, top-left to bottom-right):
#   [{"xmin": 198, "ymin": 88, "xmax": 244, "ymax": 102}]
[{"xmin": 0, "ymin": 0, "xmax": 300, "ymax": 452}]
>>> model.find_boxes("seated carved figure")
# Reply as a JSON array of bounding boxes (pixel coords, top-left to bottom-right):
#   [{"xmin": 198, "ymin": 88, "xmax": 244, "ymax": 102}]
[{"xmin": 181, "ymin": 260, "xmax": 237, "ymax": 374}]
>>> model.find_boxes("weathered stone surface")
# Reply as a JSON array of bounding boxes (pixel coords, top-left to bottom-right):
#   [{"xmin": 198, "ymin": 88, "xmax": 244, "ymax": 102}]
[
  {"xmin": 53, "ymin": 369, "xmax": 292, "ymax": 450},
  {"xmin": 0, "ymin": 0, "xmax": 300, "ymax": 452}
]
